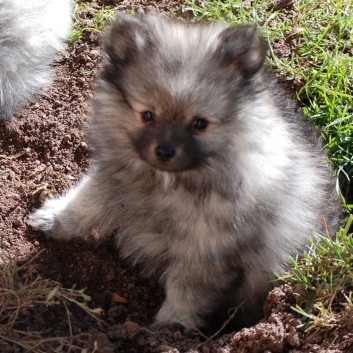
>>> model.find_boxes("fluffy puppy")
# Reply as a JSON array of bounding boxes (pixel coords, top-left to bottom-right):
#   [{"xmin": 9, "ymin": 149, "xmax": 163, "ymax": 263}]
[
  {"xmin": 30, "ymin": 14, "xmax": 342, "ymax": 332},
  {"xmin": 0, "ymin": 0, "xmax": 72, "ymax": 119}
]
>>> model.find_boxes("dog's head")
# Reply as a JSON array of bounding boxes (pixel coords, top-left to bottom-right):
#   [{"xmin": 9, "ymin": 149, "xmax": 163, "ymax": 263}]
[{"xmin": 92, "ymin": 14, "xmax": 267, "ymax": 174}]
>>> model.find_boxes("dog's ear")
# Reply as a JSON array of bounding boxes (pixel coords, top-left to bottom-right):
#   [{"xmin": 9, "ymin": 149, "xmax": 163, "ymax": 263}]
[
  {"xmin": 216, "ymin": 25, "xmax": 267, "ymax": 78},
  {"xmin": 104, "ymin": 13, "xmax": 152, "ymax": 67}
]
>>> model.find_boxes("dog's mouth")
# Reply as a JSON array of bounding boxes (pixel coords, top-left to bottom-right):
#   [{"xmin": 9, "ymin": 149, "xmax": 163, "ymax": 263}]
[{"xmin": 146, "ymin": 159, "xmax": 184, "ymax": 172}]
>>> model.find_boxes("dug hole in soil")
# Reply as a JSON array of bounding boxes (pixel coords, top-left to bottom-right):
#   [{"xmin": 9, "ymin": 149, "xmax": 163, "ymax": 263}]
[{"xmin": 1, "ymin": 1, "xmax": 352, "ymax": 352}]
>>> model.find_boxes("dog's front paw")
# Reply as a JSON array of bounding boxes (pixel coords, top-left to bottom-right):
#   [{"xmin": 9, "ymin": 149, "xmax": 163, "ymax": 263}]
[
  {"xmin": 150, "ymin": 320, "xmax": 199, "ymax": 338},
  {"xmin": 28, "ymin": 198, "xmax": 72, "ymax": 239},
  {"xmin": 152, "ymin": 302, "xmax": 205, "ymax": 337}
]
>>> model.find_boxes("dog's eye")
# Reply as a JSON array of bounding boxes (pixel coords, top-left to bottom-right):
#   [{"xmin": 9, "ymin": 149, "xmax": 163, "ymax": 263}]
[
  {"xmin": 141, "ymin": 111, "xmax": 154, "ymax": 123},
  {"xmin": 190, "ymin": 118, "xmax": 208, "ymax": 132}
]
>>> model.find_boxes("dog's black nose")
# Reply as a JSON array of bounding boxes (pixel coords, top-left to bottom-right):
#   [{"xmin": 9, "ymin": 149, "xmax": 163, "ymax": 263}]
[{"xmin": 155, "ymin": 145, "xmax": 176, "ymax": 162}]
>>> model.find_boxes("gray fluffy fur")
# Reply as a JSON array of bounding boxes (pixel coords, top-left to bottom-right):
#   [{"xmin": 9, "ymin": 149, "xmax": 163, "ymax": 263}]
[
  {"xmin": 29, "ymin": 14, "xmax": 342, "ymax": 331},
  {"xmin": 0, "ymin": 0, "xmax": 72, "ymax": 119}
]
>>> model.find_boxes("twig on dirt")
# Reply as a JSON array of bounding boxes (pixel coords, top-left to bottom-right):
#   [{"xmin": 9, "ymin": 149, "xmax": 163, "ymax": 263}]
[
  {"xmin": 63, "ymin": 301, "xmax": 74, "ymax": 337},
  {"xmin": 0, "ymin": 332, "xmax": 92, "ymax": 353},
  {"xmin": 0, "ymin": 169, "xmax": 10, "ymax": 176},
  {"xmin": 0, "ymin": 150, "xmax": 28, "ymax": 160},
  {"xmin": 17, "ymin": 249, "xmax": 46, "ymax": 271},
  {"xmin": 139, "ymin": 327, "xmax": 155, "ymax": 335},
  {"xmin": 196, "ymin": 300, "xmax": 247, "ymax": 349}
]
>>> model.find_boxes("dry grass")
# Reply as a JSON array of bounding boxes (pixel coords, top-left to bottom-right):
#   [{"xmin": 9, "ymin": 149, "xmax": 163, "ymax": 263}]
[{"xmin": 0, "ymin": 250, "xmax": 103, "ymax": 353}]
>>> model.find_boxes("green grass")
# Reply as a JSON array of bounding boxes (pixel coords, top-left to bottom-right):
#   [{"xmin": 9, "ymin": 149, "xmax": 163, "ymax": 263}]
[
  {"xmin": 183, "ymin": 0, "xmax": 353, "ymax": 209},
  {"xmin": 277, "ymin": 215, "xmax": 353, "ymax": 332},
  {"xmin": 69, "ymin": 2, "xmax": 117, "ymax": 42}
]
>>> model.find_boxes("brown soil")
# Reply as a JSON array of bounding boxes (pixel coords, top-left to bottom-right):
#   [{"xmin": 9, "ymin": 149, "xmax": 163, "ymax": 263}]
[{"xmin": 1, "ymin": 1, "xmax": 352, "ymax": 352}]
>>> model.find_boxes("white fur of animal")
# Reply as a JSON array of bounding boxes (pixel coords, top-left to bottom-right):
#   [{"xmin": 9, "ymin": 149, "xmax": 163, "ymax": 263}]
[{"xmin": 0, "ymin": 0, "xmax": 72, "ymax": 119}]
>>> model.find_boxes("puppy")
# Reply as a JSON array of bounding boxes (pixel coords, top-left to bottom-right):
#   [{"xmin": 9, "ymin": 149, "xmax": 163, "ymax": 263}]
[
  {"xmin": 0, "ymin": 0, "xmax": 72, "ymax": 119},
  {"xmin": 29, "ymin": 14, "xmax": 342, "ymax": 332}
]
